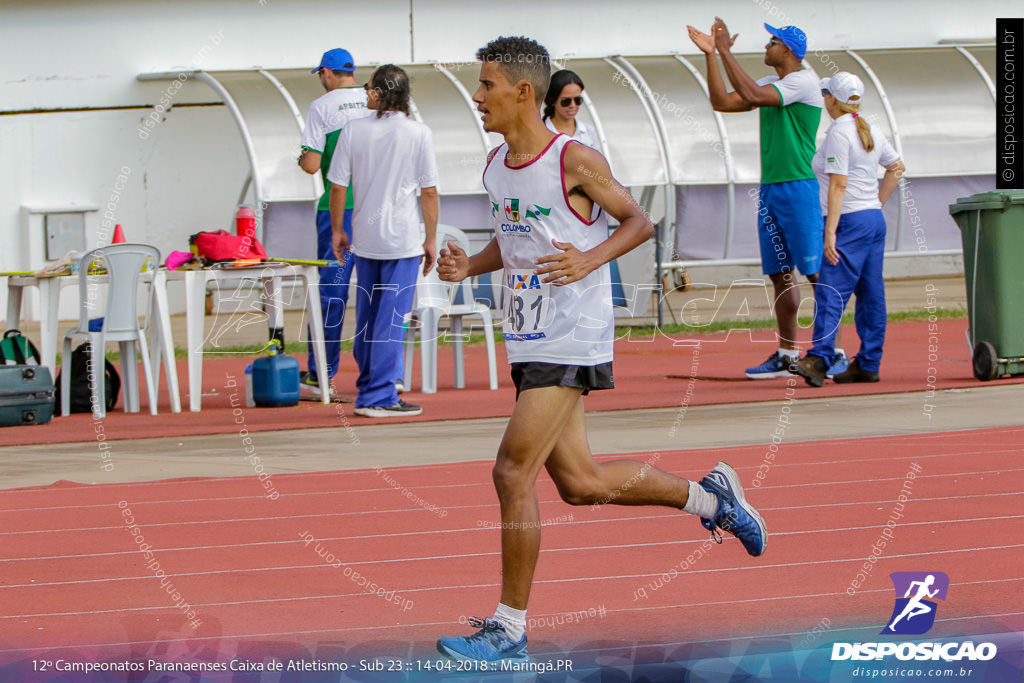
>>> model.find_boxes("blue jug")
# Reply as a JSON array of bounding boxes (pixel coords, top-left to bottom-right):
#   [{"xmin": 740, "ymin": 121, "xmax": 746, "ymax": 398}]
[{"xmin": 251, "ymin": 340, "xmax": 300, "ymax": 407}]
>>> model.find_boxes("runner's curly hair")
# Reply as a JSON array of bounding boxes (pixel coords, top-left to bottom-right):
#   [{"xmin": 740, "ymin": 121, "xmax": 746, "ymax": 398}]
[{"xmin": 476, "ymin": 36, "xmax": 551, "ymax": 106}]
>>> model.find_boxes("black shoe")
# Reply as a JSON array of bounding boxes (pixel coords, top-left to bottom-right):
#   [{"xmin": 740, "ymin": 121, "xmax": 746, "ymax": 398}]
[
  {"xmin": 353, "ymin": 400, "xmax": 423, "ymax": 418},
  {"xmin": 833, "ymin": 357, "xmax": 880, "ymax": 383},
  {"xmin": 788, "ymin": 355, "xmax": 828, "ymax": 387}
]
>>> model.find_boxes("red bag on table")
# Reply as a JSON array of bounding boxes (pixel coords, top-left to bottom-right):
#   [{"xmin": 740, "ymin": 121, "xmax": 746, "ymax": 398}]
[{"xmin": 190, "ymin": 230, "xmax": 268, "ymax": 261}]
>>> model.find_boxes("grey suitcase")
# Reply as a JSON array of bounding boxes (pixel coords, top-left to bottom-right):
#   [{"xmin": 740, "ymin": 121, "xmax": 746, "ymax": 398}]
[{"xmin": 0, "ymin": 365, "xmax": 55, "ymax": 426}]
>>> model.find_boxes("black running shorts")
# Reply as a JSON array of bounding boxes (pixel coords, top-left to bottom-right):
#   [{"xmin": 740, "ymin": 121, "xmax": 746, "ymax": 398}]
[{"xmin": 509, "ymin": 361, "xmax": 614, "ymax": 400}]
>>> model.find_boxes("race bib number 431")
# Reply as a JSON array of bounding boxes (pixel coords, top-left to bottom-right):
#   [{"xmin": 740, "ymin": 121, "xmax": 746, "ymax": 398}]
[{"xmin": 503, "ymin": 269, "xmax": 550, "ymax": 340}]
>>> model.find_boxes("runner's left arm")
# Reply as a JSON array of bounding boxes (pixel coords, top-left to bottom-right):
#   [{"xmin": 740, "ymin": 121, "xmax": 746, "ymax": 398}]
[{"xmin": 535, "ymin": 143, "xmax": 653, "ymax": 285}]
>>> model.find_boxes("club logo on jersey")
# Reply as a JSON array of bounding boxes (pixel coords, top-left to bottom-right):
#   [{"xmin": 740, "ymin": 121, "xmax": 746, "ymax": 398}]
[
  {"xmin": 881, "ymin": 572, "xmax": 949, "ymax": 635},
  {"xmin": 498, "ymin": 200, "xmax": 550, "ymax": 234},
  {"xmin": 507, "ymin": 272, "xmax": 542, "ymax": 290},
  {"xmin": 504, "ymin": 198, "xmax": 520, "ymax": 222}
]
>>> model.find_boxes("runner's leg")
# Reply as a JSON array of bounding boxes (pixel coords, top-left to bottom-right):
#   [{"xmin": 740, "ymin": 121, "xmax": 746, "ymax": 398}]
[
  {"xmin": 493, "ymin": 385, "xmax": 585, "ymax": 610},
  {"xmin": 544, "ymin": 397, "xmax": 690, "ymax": 508}
]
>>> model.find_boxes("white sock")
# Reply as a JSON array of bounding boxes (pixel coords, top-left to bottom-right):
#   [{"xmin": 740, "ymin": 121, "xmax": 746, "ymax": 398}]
[
  {"xmin": 682, "ymin": 480, "xmax": 719, "ymax": 519},
  {"xmin": 778, "ymin": 347, "xmax": 799, "ymax": 360},
  {"xmin": 493, "ymin": 602, "xmax": 527, "ymax": 642},
  {"xmin": 834, "ymin": 347, "xmax": 846, "ymax": 358}
]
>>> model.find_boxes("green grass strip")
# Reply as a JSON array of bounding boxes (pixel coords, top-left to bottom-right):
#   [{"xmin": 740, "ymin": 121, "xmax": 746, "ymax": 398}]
[{"xmin": 67, "ymin": 306, "xmax": 967, "ymax": 362}]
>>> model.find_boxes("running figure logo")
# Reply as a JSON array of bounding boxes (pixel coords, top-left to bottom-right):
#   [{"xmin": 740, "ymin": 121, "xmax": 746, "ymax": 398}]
[{"xmin": 881, "ymin": 572, "xmax": 949, "ymax": 635}]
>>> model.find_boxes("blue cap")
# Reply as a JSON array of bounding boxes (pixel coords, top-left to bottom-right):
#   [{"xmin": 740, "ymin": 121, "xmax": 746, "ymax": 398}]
[
  {"xmin": 765, "ymin": 24, "xmax": 807, "ymax": 60},
  {"xmin": 312, "ymin": 48, "xmax": 355, "ymax": 74}
]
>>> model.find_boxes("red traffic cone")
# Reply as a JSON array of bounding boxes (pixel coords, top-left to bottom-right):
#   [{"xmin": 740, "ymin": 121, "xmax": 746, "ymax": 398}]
[{"xmin": 112, "ymin": 224, "xmax": 126, "ymax": 243}]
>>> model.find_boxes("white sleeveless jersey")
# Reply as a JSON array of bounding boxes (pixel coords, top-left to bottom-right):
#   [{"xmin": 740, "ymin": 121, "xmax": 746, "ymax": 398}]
[{"xmin": 482, "ymin": 134, "xmax": 614, "ymax": 365}]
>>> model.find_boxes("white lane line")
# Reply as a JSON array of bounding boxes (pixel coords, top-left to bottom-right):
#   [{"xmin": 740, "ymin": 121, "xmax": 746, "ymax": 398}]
[
  {"xmin": 2, "ymin": 534, "xmax": 1022, "ymax": 593},
  {"xmin": 1, "ymin": 606, "xmax": 1020, "ymax": 656},
  {"xmin": 3, "ymin": 467, "xmax": 1023, "ymax": 537},
  {"xmin": 1, "ymin": 439, "xmax": 1020, "ymax": 511},
  {"xmin": 2, "ymin": 492, "xmax": 1022, "ymax": 563},
  {"xmin": 2, "ymin": 576, "xmax": 1019, "ymax": 625}
]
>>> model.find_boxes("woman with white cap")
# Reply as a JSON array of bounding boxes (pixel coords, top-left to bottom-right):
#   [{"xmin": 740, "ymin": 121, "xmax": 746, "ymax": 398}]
[{"xmin": 789, "ymin": 71, "xmax": 905, "ymax": 386}]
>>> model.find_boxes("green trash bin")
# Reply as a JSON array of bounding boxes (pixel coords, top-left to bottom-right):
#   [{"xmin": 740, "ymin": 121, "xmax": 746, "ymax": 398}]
[{"xmin": 949, "ymin": 190, "xmax": 1024, "ymax": 380}]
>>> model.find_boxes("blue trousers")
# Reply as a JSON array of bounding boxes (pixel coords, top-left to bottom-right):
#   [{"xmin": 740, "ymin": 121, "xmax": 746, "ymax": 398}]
[
  {"xmin": 809, "ymin": 209, "xmax": 887, "ymax": 372},
  {"xmin": 353, "ymin": 255, "xmax": 419, "ymax": 408},
  {"xmin": 307, "ymin": 209, "xmax": 354, "ymax": 381}
]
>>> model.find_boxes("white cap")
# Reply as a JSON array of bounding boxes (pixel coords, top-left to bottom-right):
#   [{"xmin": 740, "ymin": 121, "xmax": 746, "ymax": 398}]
[{"xmin": 820, "ymin": 72, "xmax": 865, "ymax": 105}]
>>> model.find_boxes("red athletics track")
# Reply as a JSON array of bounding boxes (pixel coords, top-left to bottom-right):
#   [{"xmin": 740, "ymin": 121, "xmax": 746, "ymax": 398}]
[{"xmin": 1, "ymin": 426, "xmax": 1022, "ymax": 667}]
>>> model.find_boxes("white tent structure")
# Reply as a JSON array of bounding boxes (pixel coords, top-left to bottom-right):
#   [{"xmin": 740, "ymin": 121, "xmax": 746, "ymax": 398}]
[
  {"xmin": 0, "ymin": 0, "xmax": 1003, "ymax": 320},
  {"xmin": 139, "ymin": 44, "xmax": 996, "ymax": 319}
]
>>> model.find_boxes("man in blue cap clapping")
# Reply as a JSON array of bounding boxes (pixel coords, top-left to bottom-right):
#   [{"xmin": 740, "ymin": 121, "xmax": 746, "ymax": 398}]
[{"xmin": 688, "ymin": 19, "xmax": 845, "ymax": 381}]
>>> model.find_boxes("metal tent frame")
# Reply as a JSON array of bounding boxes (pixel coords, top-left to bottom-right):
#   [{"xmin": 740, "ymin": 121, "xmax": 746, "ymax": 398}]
[{"xmin": 141, "ymin": 44, "xmax": 997, "ymax": 325}]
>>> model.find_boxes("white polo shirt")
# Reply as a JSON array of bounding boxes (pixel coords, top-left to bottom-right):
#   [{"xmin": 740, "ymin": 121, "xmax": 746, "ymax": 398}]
[
  {"xmin": 812, "ymin": 114, "xmax": 900, "ymax": 214},
  {"xmin": 327, "ymin": 111, "xmax": 439, "ymax": 259},
  {"xmin": 544, "ymin": 116, "xmax": 598, "ymax": 149},
  {"xmin": 300, "ymin": 86, "xmax": 371, "ymax": 212}
]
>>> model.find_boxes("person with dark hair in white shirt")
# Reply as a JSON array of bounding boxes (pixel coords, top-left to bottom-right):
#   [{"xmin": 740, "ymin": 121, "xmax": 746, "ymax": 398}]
[
  {"xmin": 542, "ymin": 69, "xmax": 598, "ymax": 149},
  {"xmin": 327, "ymin": 65, "xmax": 439, "ymax": 416}
]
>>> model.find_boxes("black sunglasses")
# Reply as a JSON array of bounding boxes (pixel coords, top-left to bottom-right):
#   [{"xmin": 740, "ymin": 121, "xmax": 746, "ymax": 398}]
[
  {"xmin": 821, "ymin": 88, "xmax": 832, "ymax": 97},
  {"xmin": 559, "ymin": 96, "xmax": 583, "ymax": 107}
]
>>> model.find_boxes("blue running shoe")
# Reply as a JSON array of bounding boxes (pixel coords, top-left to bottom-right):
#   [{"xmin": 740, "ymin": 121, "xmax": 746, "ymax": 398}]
[
  {"xmin": 745, "ymin": 351, "xmax": 793, "ymax": 379},
  {"xmin": 437, "ymin": 617, "xmax": 529, "ymax": 663},
  {"xmin": 826, "ymin": 350, "xmax": 849, "ymax": 379},
  {"xmin": 699, "ymin": 462, "xmax": 767, "ymax": 556}
]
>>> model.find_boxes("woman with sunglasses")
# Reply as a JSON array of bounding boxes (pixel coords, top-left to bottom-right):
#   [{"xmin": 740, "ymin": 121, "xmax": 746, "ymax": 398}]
[
  {"xmin": 789, "ymin": 72, "xmax": 905, "ymax": 387},
  {"xmin": 542, "ymin": 69, "xmax": 598, "ymax": 149}
]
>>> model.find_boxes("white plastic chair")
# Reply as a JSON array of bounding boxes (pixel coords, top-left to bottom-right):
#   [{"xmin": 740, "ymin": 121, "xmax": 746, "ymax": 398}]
[
  {"xmin": 404, "ymin": 225, "xmax": 498, "ymax": 394},
  {"xmin": 61, "ymin": 243, "xmax": 161, "ymax": 417}
]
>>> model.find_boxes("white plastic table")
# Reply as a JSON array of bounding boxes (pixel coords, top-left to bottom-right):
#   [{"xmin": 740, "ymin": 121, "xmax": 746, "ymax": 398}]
[{"xmin": 152, "ymin": 263, "xmax": 328, "ymax": 411}]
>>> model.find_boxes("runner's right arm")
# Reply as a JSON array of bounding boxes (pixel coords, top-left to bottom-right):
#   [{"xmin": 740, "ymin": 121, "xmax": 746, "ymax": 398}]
[{"xmin": 438, "ymin": 237, "xmax": 503, "ymax": 282}]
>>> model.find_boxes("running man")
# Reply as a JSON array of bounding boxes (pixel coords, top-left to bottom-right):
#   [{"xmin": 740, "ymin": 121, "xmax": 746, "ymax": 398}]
[
  {"xmin": 889, "ymin": 574, "xmax": 939, "ymax": 631},
  {"xmin": 688, "ymin": 19, "xmax": 848, "ymax": 379},
  {"xmin": 435, "ymin": 36, "xmax": 767, "ymax": 664}
]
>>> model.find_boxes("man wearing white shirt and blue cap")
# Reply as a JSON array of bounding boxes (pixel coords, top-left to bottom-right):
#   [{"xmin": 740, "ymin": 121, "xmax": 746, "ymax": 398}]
[{"xmin": 297, "ymin": 48, "xmax": 372, "ymax": 396}]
